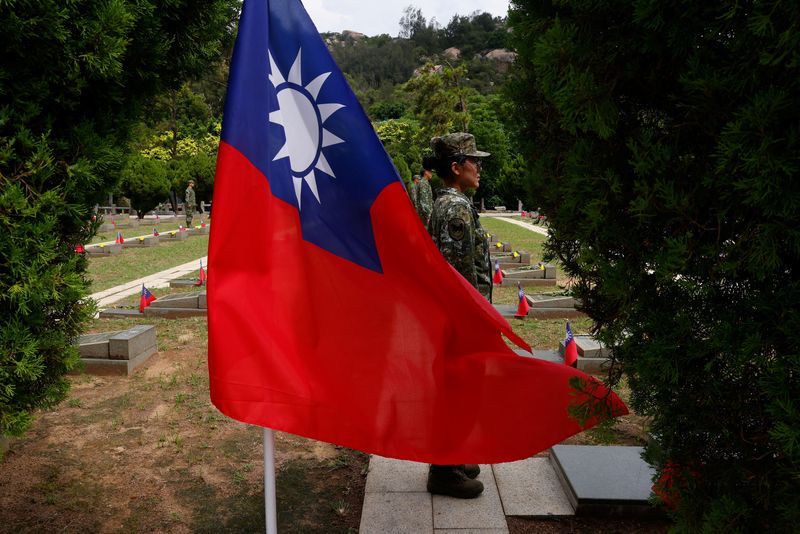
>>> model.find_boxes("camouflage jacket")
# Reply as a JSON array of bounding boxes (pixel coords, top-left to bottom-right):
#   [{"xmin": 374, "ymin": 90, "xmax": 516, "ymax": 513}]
[
  {"xmin": 428, "ymin": 187, "xmax": 492, "ymax": 301},
  {"xmin": 415, "ymin": 178, "xmax": 433, "ymax": 228},
  {"xmin": 408, "ymin": 178, "xmax": 419, "ymax": 208},
  {"xmin": 184, "ymin": 186, "xmax": 196, "ymax": 209}
]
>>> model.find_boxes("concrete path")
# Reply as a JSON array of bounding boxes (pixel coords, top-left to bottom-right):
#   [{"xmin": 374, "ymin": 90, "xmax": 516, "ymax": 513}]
[
  {"xmin": 482, "ymin": 214, "xmax": 549, "ymax": 236},
  {"xmin": 90, "ymin": 256, "xmax": 207, "ymax": 308},
  {"xmin": 359, "ymin": 454, "xmax": 575, "ymax": 533}
]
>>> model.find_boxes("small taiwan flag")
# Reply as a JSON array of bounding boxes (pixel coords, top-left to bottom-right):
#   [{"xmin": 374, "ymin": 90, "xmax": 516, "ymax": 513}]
[
  {"xmin": 564, "ymin": 321, "xmax": 578, "ymax": 367},
  {"xmin": 515, "ymin": 283, "xmax": 530, "ymax": 317},
  {"xmin": 493, "ymin": 259, "xmax": 503, "ymax": 285},
  {"xmin": 521, "ymin": 211, "xmax": 527, "ymax": 217},
  {"xmin": 153, "ymin": 228, "xmax": 160, "ymax": 237},
  {"xmin": 139, "ymin": 284, "xmax": 157, "ymax": 313},
  {"xmin": 115, "ymin": 231, "xmax": 124, "ymax": 244},
  {"xmin": 196, "ymin": 260, "xmax": 206, "ymax": 286},
  {"xmin": 75, "ymin": 243, "xmax": 86, "ymax": 254}
]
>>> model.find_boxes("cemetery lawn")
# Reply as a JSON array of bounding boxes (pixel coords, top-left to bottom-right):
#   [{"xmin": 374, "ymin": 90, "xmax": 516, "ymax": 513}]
[
  {"xmin": 90, "ymin": 218, "xmax": 196, "ymax": 244},
  {"xmin": 480, "ymin": 217, "xmax": 548, "ymax": 263},
  {"xmin": 88, "ymin": 236, "xmax": 209, "ymax": 292},
  {"xmin": 0, "ymin": 315, "xmax": 368, "ymax": 534}
]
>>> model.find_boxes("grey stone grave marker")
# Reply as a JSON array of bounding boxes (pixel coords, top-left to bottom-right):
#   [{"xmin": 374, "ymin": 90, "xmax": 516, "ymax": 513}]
[{"xmin": 550, "ymin": 445, "xmax": 661, "ymax": 517}]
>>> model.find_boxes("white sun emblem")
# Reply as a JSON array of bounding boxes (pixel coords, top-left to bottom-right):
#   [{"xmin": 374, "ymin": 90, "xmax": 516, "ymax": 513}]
[{"xmin": 268, "ymin": 49, "xmax": 345, "ymax": 209}]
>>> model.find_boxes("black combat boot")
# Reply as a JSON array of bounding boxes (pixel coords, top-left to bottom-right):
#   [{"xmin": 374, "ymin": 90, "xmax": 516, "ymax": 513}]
[
  {"xmin": 427, "ymin": 464, "xmax": 484, "ymax": 499},
  {"xmin": 459, "ymin": 464, "xmax": 480, "ymax": 479}
]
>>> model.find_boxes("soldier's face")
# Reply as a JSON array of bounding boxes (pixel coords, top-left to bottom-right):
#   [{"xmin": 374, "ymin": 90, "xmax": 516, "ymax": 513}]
[{"xmin": 452, "ymin": 157, "xmax": 481, "ymax": 192}]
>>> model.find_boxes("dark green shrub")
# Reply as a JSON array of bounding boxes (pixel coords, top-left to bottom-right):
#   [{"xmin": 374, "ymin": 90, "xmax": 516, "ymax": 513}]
[{"xmin": 508, "ymin": 0, "xmax": 800, "ymax": 529}]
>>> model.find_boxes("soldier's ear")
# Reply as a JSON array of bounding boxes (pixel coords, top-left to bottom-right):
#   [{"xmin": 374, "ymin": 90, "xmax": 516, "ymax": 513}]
[{"xmin": 450, "ymin": 160, "xmax": 460, "ymax": 176}]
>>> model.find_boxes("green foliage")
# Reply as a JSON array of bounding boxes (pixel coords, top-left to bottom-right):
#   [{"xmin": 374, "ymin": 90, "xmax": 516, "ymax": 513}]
[
  {"xmin": 368, "ymin": 101, "xmax": 406, "ymax": 121},
  {"xmin": 402, "ymin": 62, "xmax": 471, "ymax": 139},
  {"xmin": 508, "ymin": 0, "xmax": 800, "ymax": 529},
  {"xmin": 0, "ymin": 0, "xmax": 237, "ymax": 438},
  {"xmin": 119, "ymin": 155, "xmax": 170, "ymax": 218},
  {"xmin": 374, "ymin": 118, "xmax": 424, "ymax": 188}
]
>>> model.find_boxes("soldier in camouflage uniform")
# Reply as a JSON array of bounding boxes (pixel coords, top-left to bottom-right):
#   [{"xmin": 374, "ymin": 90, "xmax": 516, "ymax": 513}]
[
  {"xmin": 425, "ymin": 132, "xmax": 491, "ymax": 500},
  {"xmin": 184, "ymin": 179, "xmax": 196, "ymax": 227},
  {"xmin": 415, "ymin": 156, "xmax": 435, "ymax": 228},
  {"xmin": 408, "ymin": 175, "xmax": 420, "ymax": 210}
]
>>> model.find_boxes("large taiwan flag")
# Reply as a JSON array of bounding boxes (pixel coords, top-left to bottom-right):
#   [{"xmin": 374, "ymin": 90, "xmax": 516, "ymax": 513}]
[{"xmin": 207, "ymin": 0, "xmax": 627, "ymax": 464}]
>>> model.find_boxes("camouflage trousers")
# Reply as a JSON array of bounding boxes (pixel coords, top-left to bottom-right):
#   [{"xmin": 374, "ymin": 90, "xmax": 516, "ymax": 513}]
[{"xmin": 185, "ymin": 208, "xmax": 194, "ymax": 227}]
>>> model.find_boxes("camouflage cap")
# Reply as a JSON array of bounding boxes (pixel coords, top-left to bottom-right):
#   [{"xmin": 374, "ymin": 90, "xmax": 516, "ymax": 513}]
[{"xmin": 431, "ymin": 132, "xmax": 490, "ymax": 160}]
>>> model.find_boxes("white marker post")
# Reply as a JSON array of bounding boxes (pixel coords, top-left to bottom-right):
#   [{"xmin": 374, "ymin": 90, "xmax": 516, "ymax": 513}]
[{"xmin": 264, "ymin": 428, "xmax": 278, "ymax": 534}]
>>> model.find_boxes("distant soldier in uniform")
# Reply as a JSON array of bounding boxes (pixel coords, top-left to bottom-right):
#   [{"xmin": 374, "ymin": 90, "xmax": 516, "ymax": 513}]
[
  {"xmin": 415, "ymin": 156, "xmax": 435, "ymax": 228},
  {"xmin": 425, "ymin": 132, "xmax": 491, "ymax": 499},
  {"xmin": 408, "ymin": 174, "xmax": 420, "ymax": 211},
  {"xmin": 184, "ymin": 179, "xmax": 196, "ymax": 227}
]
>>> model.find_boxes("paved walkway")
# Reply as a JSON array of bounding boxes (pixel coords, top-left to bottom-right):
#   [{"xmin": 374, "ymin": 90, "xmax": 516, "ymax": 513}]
[
  {"xmin": 90, "ymin": 256, "xmax": 207, "ymax": 308},
  {"xmin": 359, "ymin": 454, "xmax": 574, "ymax": 533},
  {"xmin": 481, "ymin": 214, "xmax": 549, "ymax": 236}
]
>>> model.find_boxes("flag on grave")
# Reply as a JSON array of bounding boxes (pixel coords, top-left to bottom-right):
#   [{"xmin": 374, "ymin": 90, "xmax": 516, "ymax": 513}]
[
  {"xmin": 207, "ymin": 0, "xmax": 627, "ymax": 464},
  {"xmin": 492, "ymin": 259, "xmax": 503, "ymax": 285},
  {"xmin": 153, "ymin": 227, "xmax": 160, "ymax": 237},
  {"xmin": 196, "ymin": 260, "xmax": 206, "ymax": 286},
  {"xmin": 515, "ymin": 283, "xmax": 530, "ymax": 317},
  {"xmin": 564, "ymin": 321, "xmax": 578, "ymax": 367},
  {"xmin": 75, "ymin": 243, "xmax": 86, "ymax": 254},
  {"xmin": 139, "ymin": 284, "xmax": 156, "ymax": 313},
  {"xmin": 115, "ymin": 231, "xmax": 124, "ymax": 244}
]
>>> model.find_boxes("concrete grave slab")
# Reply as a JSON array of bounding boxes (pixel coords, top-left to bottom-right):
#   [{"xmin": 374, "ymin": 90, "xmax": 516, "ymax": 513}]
[
  {"xmin": 503, "ymin": 268, "xmax": 544, "ymax": 279},
  {"xmin": 550, "ymin": 445, "xmax": 659, "ymax": 517},
  {"xmin": 98, "ymin": 308, "xmax": 141, "ymax": 319},
  {"xmin": 168, "ymin": 279, "xmax": 198, "ymax": 288},
  {"xmin": 161, "ymin": 230, "xmax": 189, "ymax": 241},
  {"xmin": 526, "ymin": 295, "xmax": 579, "ymax": 309},
  {"xmin": 188, "ymin": 226, "xmax": 210, "ymax": 236},
  {"xmin": 122, "ymin": 235, "xmax": 159, "ymax": 248},
  {"xmin": 506, "ymin": 278, "xmax": 557, "ymax": 288},
  {"xmin": 198, "ymin": 292, "xmax": 207, "ymax": 309},
  {"xmin": 86, "ymin": 243, "xmax": 123, "ymax": 257},
  {"xmin": 513, "ymin": 349, "xmax": 564, "ymax": 365},
  {"xmin": 432, "ymin": 465, "xmax": 507, "ymax": 530},
  {"xmin": 109, "ymin": 325, "xmax": 157, "ymax": 360},
  {"xmin": 359, "ymin": 492, "xmax": 433, "ymax": 534},
  {"xmin": 149, "ymin": 293, "xmax": 199, "ymax": 309},
  {"xmin": 493, "ymin": 458, "xmax": 574, "ymax": 517},
  {"xmin": 79, "ymin": 346, "xmax": 155, "ymax": 376},
  {"xmin": 143, "ymin": 307, "xmax": 207, "ymax": 318},
  {"xmin": 559, "ymin": 334, "xmax": 612, "ymax": 359},
  {"xmin": 77, "ymin": 331, "xmax": 122, "ymax": 358}
]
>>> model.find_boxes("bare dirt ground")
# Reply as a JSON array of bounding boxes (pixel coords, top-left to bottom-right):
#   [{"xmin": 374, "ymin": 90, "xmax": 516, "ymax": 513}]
[
  {"xmin": 0, "ymin": 315, "xmax": 668, "ymax": 533},
  {"xmin": 0, "ymin": 317, "xmax": 367, "ymax": 534}
]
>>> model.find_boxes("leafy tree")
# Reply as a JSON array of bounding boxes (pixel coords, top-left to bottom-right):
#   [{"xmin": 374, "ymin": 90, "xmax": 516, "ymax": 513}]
[
  {"xmin": 119, "ymin": 155, "xmax": 170, "ymax": 218},
  {"xmin": 508, "ymin": 0, "xmax": 800, "ymax": 529},
  {"xmin": 374, "ymin": 118, "xmax": 425, "ymax": 189},
  {"xmin": 402, "ymin": 62, "xmax": 471, "ymax": 140},
  {"xmin": 0, "ymin": 0, "xmax": 237, "ymax": 439}
]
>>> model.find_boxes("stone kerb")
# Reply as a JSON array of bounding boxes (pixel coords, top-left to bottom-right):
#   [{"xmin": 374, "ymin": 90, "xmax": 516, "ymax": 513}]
[{"xmin": 76, "ymin": 325, "xmax": 157, "ymax": 376}]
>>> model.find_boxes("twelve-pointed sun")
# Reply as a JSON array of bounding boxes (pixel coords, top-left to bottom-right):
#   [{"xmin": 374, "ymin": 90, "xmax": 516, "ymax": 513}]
[{"xmin": 268, "ymin": 49, "xmax": 345, "ymax": 209}]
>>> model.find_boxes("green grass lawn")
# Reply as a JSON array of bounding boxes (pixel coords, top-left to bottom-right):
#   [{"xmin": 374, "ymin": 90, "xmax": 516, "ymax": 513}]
[
  {"xmin": 480, "ymin": 217, "xmax": 547, "ymax": 261},
  {"xmin": 88, "ymin": 236, "xmax": 209, "ymax": 292},
  {"xmin": 90, "ymin": 220, "xmax": 203, "ymax": 244}
]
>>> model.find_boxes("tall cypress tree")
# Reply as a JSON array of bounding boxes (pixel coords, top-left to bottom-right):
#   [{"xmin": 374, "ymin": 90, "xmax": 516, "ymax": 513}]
[
  {"xmin": 0, "ymin": 1, "xmax": 238, "ymax": 439},
  {"xmin": 508, "ymin": 0, "xmax": 799, "ymax": 529}
]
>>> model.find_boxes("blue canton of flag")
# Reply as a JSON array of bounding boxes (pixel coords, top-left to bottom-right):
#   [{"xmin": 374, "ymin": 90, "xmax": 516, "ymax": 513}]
[
  {"xmin": 566, "ymin": 321, "xmax": 574, "ymax": 343},
  {"xmin": 518, "ymin": 282, "xmax": 525, "ymax": 301},
  {"xmin": 221, "ymin": 0, "xmax": 400, "ymax": 272}
]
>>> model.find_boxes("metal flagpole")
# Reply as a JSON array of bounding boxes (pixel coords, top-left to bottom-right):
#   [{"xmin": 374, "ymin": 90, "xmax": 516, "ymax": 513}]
[{"xmin": 263, "ymin": 427, "xmax": 278, "ymax": 534}]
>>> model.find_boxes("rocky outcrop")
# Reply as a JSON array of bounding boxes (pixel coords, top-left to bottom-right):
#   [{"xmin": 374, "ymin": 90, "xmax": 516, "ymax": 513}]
[{"xmin": 442, "ymin": 47, "xmax": 461, "ymax": 61}]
